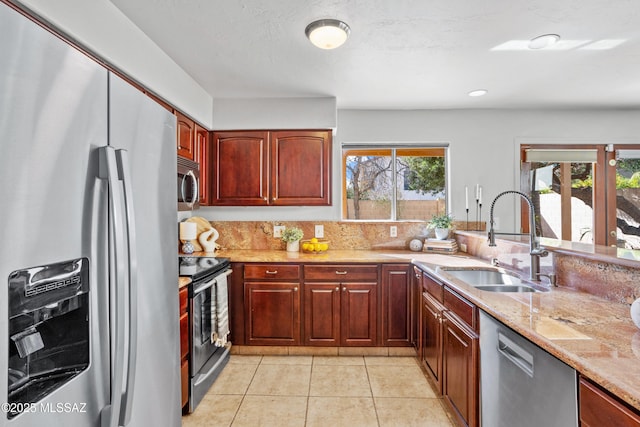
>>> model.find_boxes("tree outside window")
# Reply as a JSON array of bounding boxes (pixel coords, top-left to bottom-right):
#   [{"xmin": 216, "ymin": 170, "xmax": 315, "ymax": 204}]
[{"xmin": 342, "ymin": 147, "xmax": 447, "ymax": 220}]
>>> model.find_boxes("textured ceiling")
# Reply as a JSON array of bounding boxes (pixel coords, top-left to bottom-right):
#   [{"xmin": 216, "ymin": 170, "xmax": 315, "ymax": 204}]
[{"xmin": 109, "ymin": 0, "xmax": 640, "ymax": 109}]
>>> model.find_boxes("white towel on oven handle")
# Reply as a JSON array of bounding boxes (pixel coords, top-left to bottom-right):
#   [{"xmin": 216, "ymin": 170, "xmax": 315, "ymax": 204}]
[{"xmin": 211, "ymin": 269, "xmax": 232, "ymax": 346}]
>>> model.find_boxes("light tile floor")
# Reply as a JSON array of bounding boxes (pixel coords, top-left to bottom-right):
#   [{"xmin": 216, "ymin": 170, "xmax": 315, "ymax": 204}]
[{"xmin": 182, "ymin": 355, "xmax": 455, "ymax": 427}]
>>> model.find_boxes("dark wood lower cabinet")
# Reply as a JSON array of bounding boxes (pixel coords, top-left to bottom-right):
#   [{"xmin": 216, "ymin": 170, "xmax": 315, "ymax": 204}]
[
  {"xmin": 304, "ymin": 283, "xmax": 340, "ymax": 345},
  {"xmin": 580, "ymin": 376, "xmax": 640, "ymax": 427},
  {"xmin": 303, "ymin": 282, "xmax": 377, "ymax": 346},
  {"xmin": 244, "ymin": 282, "xmax": 301, "ymax": 345},
  {"xmin": 341, "ymin": 283, "xmax": 377, "ymax": 346},
  {"xmin": 422, "ymin": 292, "xmax": 444, "ymax": 394},
  {"xmin": 442, "ymin": 311, "xmax": 479, "ymax": 427},
  {"xmin": 381, "ymin": 264, "xmax": 411, "ymax": 346}
]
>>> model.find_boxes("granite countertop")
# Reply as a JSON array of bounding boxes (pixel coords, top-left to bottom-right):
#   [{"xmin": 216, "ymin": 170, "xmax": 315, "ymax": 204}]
[
  {"xmin": 182, "ymin": 248, "xmax": 640, "ymax": 411},
  {"xmin": 178, "ymin": 276, "xmax": 191, "ymax": 289}
]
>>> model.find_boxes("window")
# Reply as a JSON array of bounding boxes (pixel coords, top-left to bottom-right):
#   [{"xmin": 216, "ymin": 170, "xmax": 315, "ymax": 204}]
[
  {"xmin": 520, "ymin": 144, "xmax": 640, "ymax": 248},
  {"xmin": 342, "ymin": 145, "xmax": 447, "ymax": 220}
]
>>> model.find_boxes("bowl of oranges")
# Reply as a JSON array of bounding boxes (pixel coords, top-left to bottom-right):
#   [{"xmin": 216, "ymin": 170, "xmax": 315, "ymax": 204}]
[{"xmin": 301, "ymin": 238, "xmax": 329, "ymax": 253}]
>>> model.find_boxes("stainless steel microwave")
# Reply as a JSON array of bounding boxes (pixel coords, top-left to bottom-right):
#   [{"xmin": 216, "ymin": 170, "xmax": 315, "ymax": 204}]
[{"xmin": 178, "ymin": 156, "xmax": 200, "ymax": 211}]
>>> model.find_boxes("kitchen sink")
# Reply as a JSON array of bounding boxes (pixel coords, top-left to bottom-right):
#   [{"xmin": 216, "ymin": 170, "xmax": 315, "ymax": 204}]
[
  {"xmin": 435, "ymin": 267, "xmax": 549, "ymax": 293},
  {"xmin": 473, "ymin": 284, "xmax": 537, "ymax": 293},
  {"xmin": 440, "ymin": 268, "xmax": 522, "ymax": 285}
]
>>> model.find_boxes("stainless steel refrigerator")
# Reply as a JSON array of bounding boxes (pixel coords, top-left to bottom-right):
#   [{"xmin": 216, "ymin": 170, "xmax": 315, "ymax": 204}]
[{"xmin": 0, "ymin": 3, "xmax": 181, "ymax": 426}]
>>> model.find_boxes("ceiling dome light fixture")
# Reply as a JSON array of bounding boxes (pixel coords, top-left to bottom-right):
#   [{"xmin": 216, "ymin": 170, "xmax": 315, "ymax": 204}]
[
  {"xmin": 468, "ymin": 89, "xmax": 488, "ymax": 97},
  {"xmin": 528, "ymin": 34, "xmax": 561, "ymax": 49},
  {"xmin": 305, "ymin": 19, "xmax": 351, "ymax": 50}
]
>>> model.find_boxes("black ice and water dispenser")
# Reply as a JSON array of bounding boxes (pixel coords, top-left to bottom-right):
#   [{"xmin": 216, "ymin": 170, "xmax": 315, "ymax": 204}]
[{"xmin": 7, "ymin": 258, "xmax": 90, "ymax": 418}]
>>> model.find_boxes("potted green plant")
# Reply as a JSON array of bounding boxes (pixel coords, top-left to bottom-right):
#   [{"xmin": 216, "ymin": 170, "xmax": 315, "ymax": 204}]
[
  {"xmin": 281, "ymin": 227, "xmax": 304, "ymax": 252},
  {"xmin": 427, "ymin": 213, "xmax": 454, "ymax": 240}
]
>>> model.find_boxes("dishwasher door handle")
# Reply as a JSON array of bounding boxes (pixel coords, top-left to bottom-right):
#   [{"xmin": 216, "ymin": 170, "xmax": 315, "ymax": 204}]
[{"xmin": 498, "ymin": 332, "xmax": 534, "ymax": 377}]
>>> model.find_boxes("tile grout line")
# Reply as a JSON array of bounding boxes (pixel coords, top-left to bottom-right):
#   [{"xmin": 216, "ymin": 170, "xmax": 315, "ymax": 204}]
[
  {"xmin": 363, "ymin": 356, "xmax": 382, "ymax": 427},
  {"xmin": 228, "ymin": 355, "xmax": 263, "ymax": 426}
]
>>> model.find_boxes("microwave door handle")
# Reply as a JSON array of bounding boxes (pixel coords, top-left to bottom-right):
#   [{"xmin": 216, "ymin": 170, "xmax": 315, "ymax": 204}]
[
  {"xmin": 186, "ymin": 170, "xmax": 198, "ymax": 207},
  {"xmin": 98, "ymin": 147, "xmax": 127, "ymax": 427},
  {"xmin": 115, "ymin": 149, "xmax": 138, "ymax": 426},
  {"xmin": 180, "ymin": 173, "xmax": 188, "ymax": 206}
]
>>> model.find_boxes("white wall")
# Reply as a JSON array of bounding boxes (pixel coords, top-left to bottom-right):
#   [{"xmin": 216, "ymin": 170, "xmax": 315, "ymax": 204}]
[
  {"xmin": 14, "ymin": 0, "xmax": 213, "ymax": 127},
  {"xmin": 198, "ymin": 108, "xmax": 640, "ymax": 232},
  {"xmin": 212, "ymin": 97, "xmax": 337, "ymax": 130}
]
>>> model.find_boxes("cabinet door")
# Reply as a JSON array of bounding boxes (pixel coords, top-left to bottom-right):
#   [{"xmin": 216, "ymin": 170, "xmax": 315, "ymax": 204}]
[
  {"xmin": 304, "ymin": 283, "xmax": 340, "ymax": 345},
  {"xmin": 381, "ymin": 264, "xmax": 411, "ymax": 346},
  {"xmin": 579, "ymin": 376, "xmax": 640, "ymax": 427},
  {"xmin": 412, "ymin": 266, "xmax": 423, "ymax": 353},
  {"xmin": 245, "ymin": 282, "xmax": 301, "ymax": 345},
  {"xmin": 341, "ymin": 283, "xmax": 377, "ymax": 346},
  {"xmin": 212, "ymin": 131, "xmax": 269, "ymax": 205},
  {"xmin": 195, "ymin": 124, "xmax": 210, "ymax": 205},
  {"xmin": 270, "ymin": 130, "xmax": 331, "ymax": 206},
  {"xmin": 176, "ymin": 112, "xmax": 195, "ymax": 160},
  {"xmin": 422, "ymin": 292, "xmax": 444, "ymax": 393},
  {"xmin": 443, "ymin": 311, "xmax": 479, "ymax": 427}
]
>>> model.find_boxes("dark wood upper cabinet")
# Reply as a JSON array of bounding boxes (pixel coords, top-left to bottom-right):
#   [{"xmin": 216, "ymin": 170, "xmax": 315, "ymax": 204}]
[
  {"xmin": 212, "ymin": 131, "xmax": 270, "ymax": 205},
  {"xmin": 211, "ymin": 130, "xmax": 331, "ymax": 206},
  {"xmin": 195, "ymin": 124, "xmax": 210, "ymax": 205},
  {"xmin": 176, "ymin": 112, "xmax": 196, "ymax": 161},
  {"xmin": 270, "ymin": 130, "xmax": 331, "ymax": 206}
]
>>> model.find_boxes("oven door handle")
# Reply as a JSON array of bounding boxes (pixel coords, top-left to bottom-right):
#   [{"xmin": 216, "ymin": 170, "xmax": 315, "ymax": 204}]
[{"xmin": 193, "ymin": 269, "xmax": 232, "ymax": 294}]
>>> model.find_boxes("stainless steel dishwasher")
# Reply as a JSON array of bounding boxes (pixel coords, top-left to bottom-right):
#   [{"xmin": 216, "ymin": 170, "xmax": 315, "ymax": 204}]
[{"xmin": 480, "ymin": 311, "xmax": 578, "ymax": 427}]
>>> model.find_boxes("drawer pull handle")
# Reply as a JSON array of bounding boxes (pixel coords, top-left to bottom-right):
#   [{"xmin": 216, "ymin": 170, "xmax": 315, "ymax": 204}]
[
  {"xmin": 265, "ymin": 270, "xmax": 278, "ymax": 275},
  {"xmin": 335, "ymin": 271, "xmax": 348, "ymax": 275}
]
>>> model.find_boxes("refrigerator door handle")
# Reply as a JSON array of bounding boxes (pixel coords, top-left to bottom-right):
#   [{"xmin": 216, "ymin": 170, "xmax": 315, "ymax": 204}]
[
  {"xmin": 98, "ymin": 146, "xmax": 127, "ymax": 427},
  {"xmin": 115, "ymin": 149, "xmax": 138, "ymax": 426}
]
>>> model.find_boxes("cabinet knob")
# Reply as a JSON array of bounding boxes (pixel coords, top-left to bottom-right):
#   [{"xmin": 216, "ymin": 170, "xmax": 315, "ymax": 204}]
[
  {"xmin": 335, "ymin": 287, "xmax": 340, "ymax": 291},
  {"xmin": 265, "ymin": 270, "xmax": 278, "ymax": 275},
  {"xmin": 342, "ymin": 287, "xmax": 346, "ymax": 291},
  {"xmin": 294, "ymin": 287, "xmax": 298, "ymax": 292},
  {"xmin": 335, "ymin": 271, "xmax": 348, "ymax": 275}
]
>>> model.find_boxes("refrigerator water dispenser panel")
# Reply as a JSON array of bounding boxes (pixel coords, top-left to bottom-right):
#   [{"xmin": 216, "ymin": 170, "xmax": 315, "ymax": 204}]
[{"xmin": 7, "ymin": 258, "xmax": 90, "ymax": 419}]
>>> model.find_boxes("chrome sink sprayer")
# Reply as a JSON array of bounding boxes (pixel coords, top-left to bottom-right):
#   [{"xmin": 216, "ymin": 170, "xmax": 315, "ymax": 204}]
[{"xmin": 488, "ymin": 190, "xmax": 549, "ymax": 282}]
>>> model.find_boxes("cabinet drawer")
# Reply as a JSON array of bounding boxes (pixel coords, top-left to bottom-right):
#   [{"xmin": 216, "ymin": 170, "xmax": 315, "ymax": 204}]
[
  {"xmin": 304, "ymin": 265, "xmax": 378, "ymax": 281},
  {"xmin": 181, "ymin": 360, "xmax": 189, "ymax": 408},
  {"xmin": 423, "ymin": 273, "xmax": 444, "ymax": 302},
  {"xmin": 180, "ymin": 312, "xmax": 189, "ymax": 359},
  {"xmin": 444, "ymin": 286, "xmax": 477, "ymax": 331},
  {"xmin": 244, "ymin": 264, "xmax": 300, "ymax": 280},
  {"xmin": 179, "ymin": 287, "xmax": 188, "ymax": 315},
  {"xmin": 580, "ymin": 376, "xmax": 640, "ymax": 427}
]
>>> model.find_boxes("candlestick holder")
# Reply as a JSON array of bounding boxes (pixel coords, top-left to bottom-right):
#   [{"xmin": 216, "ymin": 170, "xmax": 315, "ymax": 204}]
[
  {"xmin": 465, "ymin": 208, "xmax": 469, "ymax": 231},
  {"xmin": 478, "ymin": 203, "xmax": 483, "ymax": 231},
  {"xmin": 475, "ymin": 199, "xmax": 480, "ymax": 231}
]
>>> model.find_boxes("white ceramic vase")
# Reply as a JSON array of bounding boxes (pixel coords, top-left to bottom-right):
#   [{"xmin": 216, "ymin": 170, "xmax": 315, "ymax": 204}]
[
  {"xmin": 434, "ymin": 227, "xmax": 449, "ymax": 240},
  {"xmin": 631, "ymin": 298, "xmax": 640, "ymax": 329},
  {"xmin": 286, "ymin": 240, "xmax": 300, "ymax": 252}
]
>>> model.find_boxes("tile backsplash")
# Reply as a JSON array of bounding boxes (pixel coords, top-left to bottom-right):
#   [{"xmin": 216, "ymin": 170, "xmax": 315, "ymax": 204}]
[{"xmin": 202, "ymin": 220, "xmax": 432, "ymax": 251}]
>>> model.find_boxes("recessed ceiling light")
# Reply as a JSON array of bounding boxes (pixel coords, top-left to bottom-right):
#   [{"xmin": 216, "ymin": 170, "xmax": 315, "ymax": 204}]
[
  {"xmin": 468, "ymin": 89, "xmax": 488, "ymax": 97},
  {"xmin": 305, "ymin": 19, "xmax": 351, "ymax": 50},
  {"xmin": 528, "ymin": 34, "xmax": 561, "ymax": 50}
]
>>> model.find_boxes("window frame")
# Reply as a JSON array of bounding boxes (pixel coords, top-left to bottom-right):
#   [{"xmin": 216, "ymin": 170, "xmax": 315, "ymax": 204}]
[
  {"xmin": 520, "ymin": 143, "xmax": 640, "ymax": 247},
  {"xmin": 341, "ymin": 143, "xmax": 450, "ymax": 221}
]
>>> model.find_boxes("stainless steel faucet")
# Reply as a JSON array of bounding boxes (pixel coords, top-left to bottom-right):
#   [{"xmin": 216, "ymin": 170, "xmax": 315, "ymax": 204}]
[{"xmin": 488, "ymin": 190, "xmax": 548, "ymax": 281}]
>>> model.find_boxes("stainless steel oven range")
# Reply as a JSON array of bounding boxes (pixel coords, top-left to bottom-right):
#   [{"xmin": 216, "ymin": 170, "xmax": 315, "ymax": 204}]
[{"xmin": 179, "ymin": 256, "xmax": 232, "ymax": 413}]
